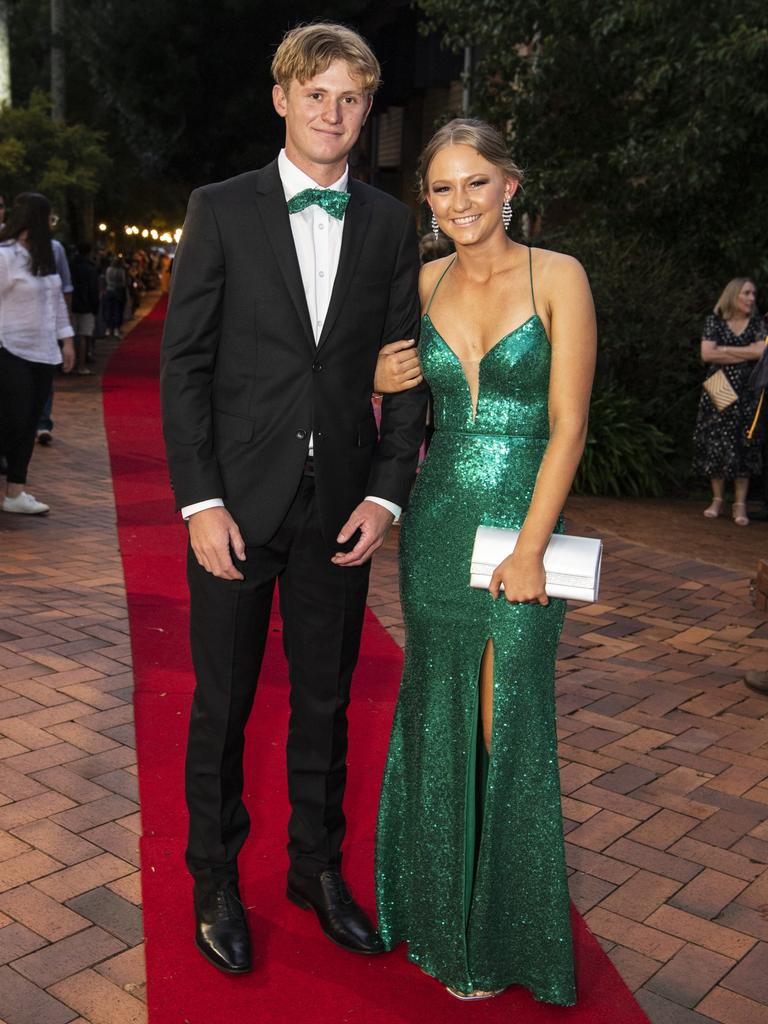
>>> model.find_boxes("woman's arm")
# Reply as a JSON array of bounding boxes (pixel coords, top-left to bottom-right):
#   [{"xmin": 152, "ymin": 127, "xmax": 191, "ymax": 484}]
[
  {"xmin": 490, "ymin": 253, "xmax": 596, "ymax": 603},
  {"xmin": 701, "ymin": 339, "xmax": 764, "ymax": 364},
  {"xmin": 372, "ymin": 257, "xmax": 451, "ymax": 393},
  {"xmin": 373, "ymin": 338, "xmax": 423, "ymax": 393}
]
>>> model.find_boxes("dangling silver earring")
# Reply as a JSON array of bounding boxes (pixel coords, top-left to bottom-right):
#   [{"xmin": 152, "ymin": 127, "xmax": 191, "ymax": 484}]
[
  {"xmin": 431, "ymin": 211, "xmax": 439, "ymax": 241},
  {"xmin": 502, "ymin": 197, "xmax": 513, "ymax": 231}
]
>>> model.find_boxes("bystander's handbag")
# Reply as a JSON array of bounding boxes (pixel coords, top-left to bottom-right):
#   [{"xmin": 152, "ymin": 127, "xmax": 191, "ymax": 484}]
[
  {"xmin": 702, "ymin": 369, "xmax": 738, "ymax": 413},
  {"xmin": 470, "ymin": 526, "xmax": 603, "ymax": 603}
]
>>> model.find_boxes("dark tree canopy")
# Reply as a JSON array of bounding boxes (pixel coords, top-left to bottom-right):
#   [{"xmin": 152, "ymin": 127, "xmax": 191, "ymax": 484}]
[
  {"xmin": 7, "ymin": 0, "xmax": 409, "ymax": 224},
  {"xmin": 418, "ymin": 0, "xmax": 768, "ymax": 280}
]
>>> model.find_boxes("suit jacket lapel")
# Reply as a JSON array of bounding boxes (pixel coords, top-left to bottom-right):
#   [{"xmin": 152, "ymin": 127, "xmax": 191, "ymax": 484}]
[
  {"xmin": 317, "ymin": 180, "xmax": 371, "ymax": 352},
  {"xmin": 253, "ymin": 161, "xmax": 315, "ymax": 351}
]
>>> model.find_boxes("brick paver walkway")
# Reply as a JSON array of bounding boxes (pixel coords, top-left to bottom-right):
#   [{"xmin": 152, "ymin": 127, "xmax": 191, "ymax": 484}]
[
  {"xmin": 0, "ymin": 314, "xmax": 147, "ymax": 1024},
  {"xmin": 2, "ymin": 302, "xmax": 768, "ymax": 1023}
]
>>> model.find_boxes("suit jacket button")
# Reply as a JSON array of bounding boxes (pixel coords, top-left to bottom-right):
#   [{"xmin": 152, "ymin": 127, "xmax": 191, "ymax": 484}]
[
  {"xmin": 312, "ymin": 362, "xmax": 323, "ymax": 372},
  {"xmin": 295, "ymin": 429, "xmax": 307, "ymax": 440}
]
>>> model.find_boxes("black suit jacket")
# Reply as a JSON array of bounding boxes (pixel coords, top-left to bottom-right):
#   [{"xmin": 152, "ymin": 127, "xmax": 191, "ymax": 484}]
[{"xmin": 160, "ymin": 160, "xmax": 427, "ymax": 546}]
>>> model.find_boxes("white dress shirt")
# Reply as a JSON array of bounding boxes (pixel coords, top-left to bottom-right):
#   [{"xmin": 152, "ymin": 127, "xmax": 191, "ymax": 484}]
[
  {"xmin": 182, "ymin": 150, "xmax": 401, "ymax": 523},
  {"xmin": 0, "ymin": 241, "xmax": 74, "ymax": 364},
  {"xmin": 279, "ymin": 148, "xmax": 346, "ymax": 349}
]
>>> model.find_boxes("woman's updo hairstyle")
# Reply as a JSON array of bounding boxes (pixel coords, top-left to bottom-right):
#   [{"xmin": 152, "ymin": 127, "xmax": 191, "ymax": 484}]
[{"xmin": 418, "ymin": 118, "xmax": 524, "ymax": 201}]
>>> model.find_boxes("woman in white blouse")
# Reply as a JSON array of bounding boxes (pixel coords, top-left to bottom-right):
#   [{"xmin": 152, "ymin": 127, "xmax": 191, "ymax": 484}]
[{"xmin": 0, "ymin": 193, "xmax": 75, "ymax": 514}]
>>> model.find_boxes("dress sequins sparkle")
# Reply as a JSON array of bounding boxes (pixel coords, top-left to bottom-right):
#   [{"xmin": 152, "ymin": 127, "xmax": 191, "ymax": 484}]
[{"xmin": 375, "ymin": 277, "xmax": 576, "ymax": 1005}]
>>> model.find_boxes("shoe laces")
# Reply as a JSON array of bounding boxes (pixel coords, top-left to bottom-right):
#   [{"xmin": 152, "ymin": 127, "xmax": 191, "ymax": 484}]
[
  {"xmin": 212, "ymin": 885, "xmax": 245, "ymax": 921},
  {"xmin": 321, "ymin": 870, "xmax": 353, "ymax": 905}
]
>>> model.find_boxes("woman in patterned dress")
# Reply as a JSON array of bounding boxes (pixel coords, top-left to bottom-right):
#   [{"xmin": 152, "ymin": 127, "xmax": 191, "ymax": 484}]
[{"xmin": 692, "ymin": 278, "xmax": 766, "ymax": 525}]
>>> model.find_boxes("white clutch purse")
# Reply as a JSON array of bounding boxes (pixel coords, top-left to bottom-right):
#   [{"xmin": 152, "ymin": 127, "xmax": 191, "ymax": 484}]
[{"xmin": 470, "ymin": 525, "xmax": 603, "ymax": 603}]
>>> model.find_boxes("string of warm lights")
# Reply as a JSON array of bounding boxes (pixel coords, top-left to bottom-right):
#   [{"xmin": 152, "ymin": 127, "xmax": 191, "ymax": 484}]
[{"xmin": 96, "ymin": 222, "xmax": 182, "ymax": 245}]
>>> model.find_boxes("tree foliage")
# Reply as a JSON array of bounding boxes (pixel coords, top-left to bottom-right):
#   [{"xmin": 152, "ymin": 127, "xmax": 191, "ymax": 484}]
[
  {"xmin": 7, "ymin": 0, "xmax": 381, "ymax": 225},
  {"xmin": 0, "ymin": 89, "xmax": 109, "ymax": 207},
  {"xmin": 418, "ymin": 0, "xmax": 768, "ymax": 491},
  {"xmin": 417, "ymin": 1, "xmax": 768, "ymax": 273}
]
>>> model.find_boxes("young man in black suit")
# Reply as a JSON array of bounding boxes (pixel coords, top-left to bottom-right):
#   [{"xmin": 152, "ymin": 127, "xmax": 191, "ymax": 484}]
[{"xmin": 160, "ymin": 23, "xmax": 426, "ymax": 974}]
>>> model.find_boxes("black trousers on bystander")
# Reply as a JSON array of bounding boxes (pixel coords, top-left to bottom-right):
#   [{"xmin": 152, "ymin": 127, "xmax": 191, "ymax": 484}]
[{"xmin": 0, "ymin": 348, "xmax": 55, "ymax": 485}]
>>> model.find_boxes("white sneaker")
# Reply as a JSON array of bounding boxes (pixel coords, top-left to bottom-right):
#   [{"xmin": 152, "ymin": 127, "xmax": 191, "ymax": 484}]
[{"xmin": 2, "ymin": 491, "xmax": 50, "ymax": 515}]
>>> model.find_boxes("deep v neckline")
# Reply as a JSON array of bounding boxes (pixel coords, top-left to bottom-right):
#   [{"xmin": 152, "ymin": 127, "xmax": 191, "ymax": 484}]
[
  {"xmin": 423, "ymin": 312, "xmax": 541, "ymax": 365},
  {"xmin": 423, "ymin": 312, "xmax": 544, "ymax": 422},
  {"xmin": 421, "ymin": 247, "xmax": 544, "ymax": 422}
]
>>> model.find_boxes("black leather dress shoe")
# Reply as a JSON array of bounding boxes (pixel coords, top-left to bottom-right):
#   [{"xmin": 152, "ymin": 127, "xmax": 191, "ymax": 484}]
[
  {"xmin": 194, "ymin": 881, "xmax": 252, "ymax": 973},
  {"xmin": 286, "ymin": 869, "xmax": 384, "ymax": 954}
]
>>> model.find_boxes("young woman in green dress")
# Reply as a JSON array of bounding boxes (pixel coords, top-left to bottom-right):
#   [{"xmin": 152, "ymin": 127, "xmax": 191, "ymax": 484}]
[{"xmin": 374, "ymin": 119, "xmax": 597, "ymax": 1003}]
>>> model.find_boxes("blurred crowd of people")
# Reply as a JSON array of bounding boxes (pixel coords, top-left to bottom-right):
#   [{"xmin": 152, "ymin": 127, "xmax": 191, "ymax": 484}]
[{"xmin": 0, "ymin": 189, "xmax": 169, "ymax": 515}]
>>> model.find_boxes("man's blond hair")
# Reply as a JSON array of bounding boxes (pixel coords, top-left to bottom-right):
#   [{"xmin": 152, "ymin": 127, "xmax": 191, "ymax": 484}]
[{"xmin": 272, "ymin": 23, "xmax": 381, "ymax": 95}]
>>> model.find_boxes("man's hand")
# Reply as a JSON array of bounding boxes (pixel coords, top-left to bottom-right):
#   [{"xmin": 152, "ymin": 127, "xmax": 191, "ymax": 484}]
[
  {"xmin": 373, "ymin": 338, "xmax": 423, "ymax": 394},
  {"xmin": 188, "ymin": 506, "xmax": 246, "ymax": 580},
  {"xmin": 332, "ymin": 500, "xmax": 394, "ymax": 567},
  {"xmin": 61, "ymin": 338, "xmax": 76, "ymax": 374}
]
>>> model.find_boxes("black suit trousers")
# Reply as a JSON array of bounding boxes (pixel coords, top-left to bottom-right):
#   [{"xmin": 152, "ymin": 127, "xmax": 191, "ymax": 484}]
[{"xmin": 184, "ymin": 474, "xmax": 371, "ymax": 892}]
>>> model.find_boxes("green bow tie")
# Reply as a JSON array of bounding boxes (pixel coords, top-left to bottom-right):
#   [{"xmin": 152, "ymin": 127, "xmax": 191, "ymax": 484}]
[{"xmin": 287, "ymin": 187, "xmax": 351, "ymax": 220}]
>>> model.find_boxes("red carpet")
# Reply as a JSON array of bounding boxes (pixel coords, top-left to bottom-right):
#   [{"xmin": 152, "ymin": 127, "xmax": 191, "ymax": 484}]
[{"xmin": 103, "ymin": 297, "xmax": 649, "ymax": 1023}]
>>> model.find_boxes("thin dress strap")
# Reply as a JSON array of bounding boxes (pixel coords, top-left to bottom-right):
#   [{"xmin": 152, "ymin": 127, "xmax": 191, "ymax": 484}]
[
  {"xmin": 424, "ymin": 255, "xmax": 457, "ymax": 316},
  {"xmin": 528, "ymin": 246, "xmax": 538, "ymax": 318}
]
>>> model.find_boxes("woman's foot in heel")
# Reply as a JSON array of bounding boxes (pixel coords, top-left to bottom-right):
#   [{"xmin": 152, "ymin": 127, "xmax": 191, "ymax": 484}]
[
  {"xmin": 703, "ymin": 497, "xmax": 723, "ymax": 518},
  {"xmin": 446, "ymin": 986, "xmax": 505, "ymax": 1000},
  {"xmin": 733, "ymin": 501, "xmax": 749, "ymax": 526}
]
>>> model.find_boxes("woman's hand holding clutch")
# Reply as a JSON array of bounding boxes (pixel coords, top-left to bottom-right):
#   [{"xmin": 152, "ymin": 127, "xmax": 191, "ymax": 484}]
[
  {"xmin": 374, "ymin": 338, "xmax": 423, "ymax": 394},
  {"xmin": 489, "ymin": 550, "xmax": 549, "ymax": 606}
]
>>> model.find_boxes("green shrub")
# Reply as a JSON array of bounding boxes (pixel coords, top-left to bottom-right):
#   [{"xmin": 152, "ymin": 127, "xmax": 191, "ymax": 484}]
[{"xmin": 573, "ymin": 389, "xmax": 675, "ymax": 497}]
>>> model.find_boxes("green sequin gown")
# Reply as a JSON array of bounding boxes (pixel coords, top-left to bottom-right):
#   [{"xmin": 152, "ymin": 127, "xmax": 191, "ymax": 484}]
[{"xmin": 375, "ymin": 255, "xmax": 576, "ymax": 1004}]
